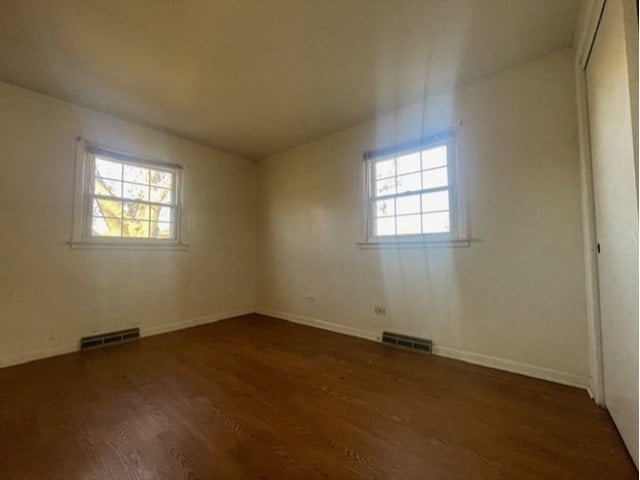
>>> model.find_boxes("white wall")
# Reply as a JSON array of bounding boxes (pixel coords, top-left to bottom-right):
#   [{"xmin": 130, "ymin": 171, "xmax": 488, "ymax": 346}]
[
  {"xmin": 256, "ymin": 48, "xmax": 590, "ymax": 386},
  {"xmin": 0, "ymin": 82, "xmax": 256, "ymax": 367}
]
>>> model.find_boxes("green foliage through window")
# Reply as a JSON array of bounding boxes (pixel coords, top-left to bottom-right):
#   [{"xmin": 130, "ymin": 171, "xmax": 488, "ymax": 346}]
[{"xmin": 91, "ymin": 156, "xmax": 178, "ymax": 240}]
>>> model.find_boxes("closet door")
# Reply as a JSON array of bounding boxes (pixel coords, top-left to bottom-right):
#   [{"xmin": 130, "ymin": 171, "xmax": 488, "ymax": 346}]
[{"xmin": 585, "ymin": 0, "xmax": 638, "ymax": 466}]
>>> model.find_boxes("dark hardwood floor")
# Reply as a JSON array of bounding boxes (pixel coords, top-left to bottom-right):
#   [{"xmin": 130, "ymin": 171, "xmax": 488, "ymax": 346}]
[{"xmin": 0, "ymin": 314, "xmax": 635, "ymax": 479}]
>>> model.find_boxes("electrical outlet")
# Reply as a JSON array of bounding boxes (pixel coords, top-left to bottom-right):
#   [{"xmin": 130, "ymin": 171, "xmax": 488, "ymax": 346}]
[
  {"xmin": 306, "ymin": 296, "xmax": 317, "ymax": 304},
  {"xmin": 374, "ymin": 306, "xmax": 386, "ymax": 315}
]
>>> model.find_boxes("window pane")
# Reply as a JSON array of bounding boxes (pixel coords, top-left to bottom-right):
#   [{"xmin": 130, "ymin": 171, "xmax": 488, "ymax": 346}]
[
  {"xmin": 150, "ymin": 187, "xmax": 172, "ymax": 204},
  {"xmin": 95, "ymin": 157, "xmax": 122, "ymax": 180},
  {"xmin": 396, "ymin": 152, "xmax": 421, "ymax": 175},
  {"xmin": 422, "ymin": 212, "xmax": 450, "ymax": 233},
  {"xmin": 375, "ymin": 159, "xmax": 395, "ymax": 179},
  {"xmin": 375, "ymin": 217, "xmax": 395, "ymax": 236},
  {"xmin": 122, "ymin": 182, "xmax": 149, "ymax": 201},
  {"xmin": 421, "ymin": 190, "xmax": 449, "ymax": 213},
  {"xmin": 87, "ymin": 152, "xmax": 180, "ymax": 241},
  {"xmin": 150, "ymin": 205, "xmax": 173, "ymax": 223},
  {"xmin": 396, "ymin": 194, "xmax": 421, "ymax": 215},
  {"xmin": 123, "ymin": 201, "xmax": 151, "ymax": 221},
  {"xmin": 422, "ymin": 146, "xmax": 447, "ymax": 170},
  {"xmin": 92, "ymin": 216, "xmax": 122, "ymax": 237},
  {"xmin": 396, "ymin": 172, "xmax": 421, "ymax": 194},
  {"xmin": 149, "ymin": 169, "xmax": 173, "ymax": 188},
  {"xmin": 376, "ymin": 177, "xmax": 396, "ymax": 196},
  {"xmin": 375, "ymin": 199, "xmax": 395, "ymax": 217},
  {"xmin": 150, "ymin": 221, "xmax": 174, "ymax": 239},
  {"xmin": 122, "ymin": 219, "xmax": 150, "ymax": 238},
  {"xmin": 123, "ymin": 164, "xmax": 150, "ymax": 184},
  {"xmin": 93, "ymin": 198, "xmax": 122, "ymax": 219},
  {"xmin": 397, "ymin": 214, "xmax": 421, "ymax": 235},
  {"xmin": 422, "ymin": 167, "xmax": 448, "ymax": 189},
  {"xmin": 94, "ymin": 178, "xmax": 122, "ymax": 197}
]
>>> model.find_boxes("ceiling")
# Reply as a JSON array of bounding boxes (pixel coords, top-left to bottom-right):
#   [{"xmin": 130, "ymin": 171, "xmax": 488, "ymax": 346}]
[{"xmin": 0, "ymin": 0, "xmax": 578, "ymax": 159}]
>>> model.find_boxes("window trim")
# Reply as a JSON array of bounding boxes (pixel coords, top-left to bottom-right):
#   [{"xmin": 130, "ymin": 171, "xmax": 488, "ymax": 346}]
[
  {"xmin": 361, "ymin": 131, "xmax": 469, "ymax": 247},
  {"xmin": 69, "ymin": 138, "xmax": 189, "ymax": 250}
]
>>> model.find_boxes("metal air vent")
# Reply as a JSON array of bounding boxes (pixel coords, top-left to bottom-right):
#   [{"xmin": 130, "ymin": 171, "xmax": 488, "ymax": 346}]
[
  {"xmin": 382, "ymin": 331, "xmax": 432, "ymax": 354},
  {"xmin": 80, "ymin": 328, "xmax": 140, "ymax": 350}
]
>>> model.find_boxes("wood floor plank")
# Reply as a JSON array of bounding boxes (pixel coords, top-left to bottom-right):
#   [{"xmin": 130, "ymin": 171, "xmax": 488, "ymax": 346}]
[{"xmin": 0, "ymin": 314, "xmax": 636, "ymax": 479}]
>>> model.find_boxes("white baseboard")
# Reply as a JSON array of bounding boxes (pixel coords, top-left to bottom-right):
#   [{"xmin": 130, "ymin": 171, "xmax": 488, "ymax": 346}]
[
  {"xmin": 141, "ymin": 309, "xmax": 252, "ymax": 337},
  {"xmin": 0, "ymin": 342, "xmax": 80, "ymax": 369},
  {"xmin": 431, "ymin": 345, "xmax": 590, "ymax": 389},
  {"xmin": 256, "ymin": 308, "xmax": 591, "ymax": 391},
  {"xmin": 257, "ymin": 308, "xmax": 380, "ymax": 342},
  {"xmin": 0, "ymin": 309, "xmax": 252, "ymax": 369}
]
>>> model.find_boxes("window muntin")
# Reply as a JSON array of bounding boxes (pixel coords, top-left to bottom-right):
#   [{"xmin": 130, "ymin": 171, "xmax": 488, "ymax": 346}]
[
  {"xmin": 86, "ymin": 151, "xmax": 180, "ymax": 241},
  {"xmin": 367, "ymin": 140, "xmax": 457, "ymax": 239}
]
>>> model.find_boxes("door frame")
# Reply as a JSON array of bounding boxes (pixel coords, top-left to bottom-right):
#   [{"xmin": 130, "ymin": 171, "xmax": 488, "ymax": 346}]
[{"xmin": 574, "ymin": 0, "xmax": 639, "ymax": 406}]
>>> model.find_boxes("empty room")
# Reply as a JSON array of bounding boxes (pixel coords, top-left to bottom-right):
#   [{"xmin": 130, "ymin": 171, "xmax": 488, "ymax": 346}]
[{"xmin": 0, "ymin": 0, "xmax": 638, "ymax": 478}]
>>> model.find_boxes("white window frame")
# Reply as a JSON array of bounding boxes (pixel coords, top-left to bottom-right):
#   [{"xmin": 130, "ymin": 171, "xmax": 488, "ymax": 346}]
[
  {"xmin": 69, "ymin": 138, "xmax": 189, "ymax": 250},
  {"xmin": 361, "ymin": 131, "xmax": 469, "ymax": 247}
]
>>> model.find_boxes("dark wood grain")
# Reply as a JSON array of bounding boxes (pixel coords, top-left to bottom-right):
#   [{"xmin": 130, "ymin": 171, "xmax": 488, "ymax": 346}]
[{"xmin": 0, "ymin": 314, "xmax": 635, "ymax": 479}]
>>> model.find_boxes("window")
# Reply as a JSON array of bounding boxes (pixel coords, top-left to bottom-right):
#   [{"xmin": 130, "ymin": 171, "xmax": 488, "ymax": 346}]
[
  {"xmin": 70, "ymin": 140, "xmax": 186, "ymax": 249},
  {"xmin": 365, "ymin": 133, "xmax": 463, "ymax": 242}
]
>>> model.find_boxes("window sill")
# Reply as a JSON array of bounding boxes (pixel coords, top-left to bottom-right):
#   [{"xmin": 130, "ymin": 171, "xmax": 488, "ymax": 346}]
[
  {"xmin": 356, "ymin": 237, "xmax": 472, "ymax": 249},
  {"xmin": 67, "ymin": 241, "xmax": 189, "ymax": 251}
]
